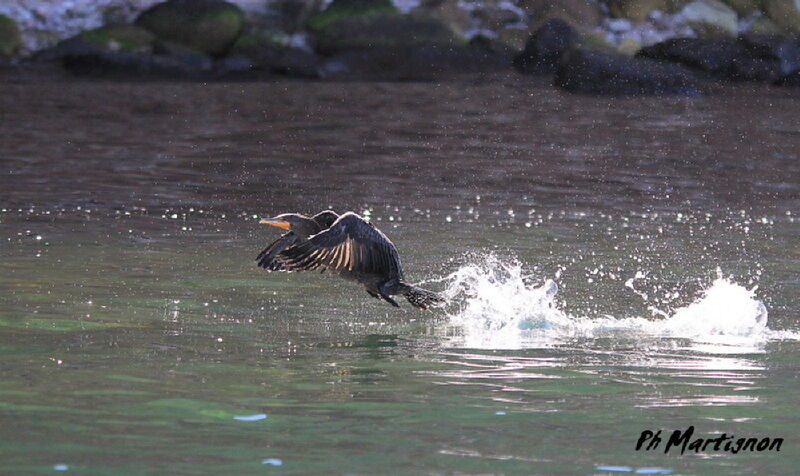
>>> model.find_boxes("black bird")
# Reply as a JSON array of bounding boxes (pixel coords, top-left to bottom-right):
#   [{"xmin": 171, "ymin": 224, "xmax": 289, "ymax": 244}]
[{"xmin": 256, "ymin": 210, "xmax": 444, "ymax": 309}]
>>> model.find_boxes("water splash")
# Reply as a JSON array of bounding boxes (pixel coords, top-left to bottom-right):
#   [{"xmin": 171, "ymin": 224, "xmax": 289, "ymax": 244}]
[{"xmin": 441, "ymin": 255, "xmax": 793, "ymax": 350}]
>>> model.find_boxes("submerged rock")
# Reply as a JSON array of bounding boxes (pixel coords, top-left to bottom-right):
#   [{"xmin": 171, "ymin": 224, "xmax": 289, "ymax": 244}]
[
  {"xmin": 513, "ymin": 19, "xmax": 578, "ymax": 74},
  {"xmin": 555, "ymin": 47, "xmax": 702, "ymax": 95},
  {"xmin": 135, "ymin": 0, "xmax": 245, "ymax": 57},
  {"xmin": 638, "ymin": 37, "xmax": 784, "ymax": 81},
  {"xmin": 61, "ymin": 50, "xmax": 211, "ymax": 78},
  {"xmin": 229, "ymin": 32, "xmax": 320, "ymax": 78},
  {"xmin": 319, "ymin": 44, "xmax": 508, "ymax": 80},
  {"xmin": 313, "ymin": 13, "xmax": 460, "ymax": 56},
  {"xmin": 0, "ymin": 14, "xmax": 20, "ymax": 56}
]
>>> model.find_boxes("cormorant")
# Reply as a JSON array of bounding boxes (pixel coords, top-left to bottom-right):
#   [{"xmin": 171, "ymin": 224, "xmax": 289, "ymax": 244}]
[{"xmin": 257, "ymin": 210, "xmax": 444, "ymax": 309}]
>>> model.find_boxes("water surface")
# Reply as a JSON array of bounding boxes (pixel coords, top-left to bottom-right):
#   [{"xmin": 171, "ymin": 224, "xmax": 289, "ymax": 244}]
[{"xmin": 1, "ymin": 73, "xmax": 799, "ymax": 474}]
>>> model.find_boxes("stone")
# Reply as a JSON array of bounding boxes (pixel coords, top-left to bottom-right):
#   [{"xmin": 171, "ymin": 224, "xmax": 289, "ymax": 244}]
[
  {"xmin": 313, "ymin": 13, "xmax": 459, "ymax": 56},
  {"xmin": 230, "ymin": 32, "xmax": 321, "ymax": 77},
  {"xmin": 763, "ymin": 0, "xmax": 800, "ymax": 33},
  {"xmin": 61, "ymin": 50, "xmax": 211, "ymax": 78},
  {"xmin": 497, "ymin": 28, "xmax": 532, "ymax": 53},
  {"xmin": 135, "ymin": 0, "xmax": 245, "ymax": 57},
  {"xmin": 745, "ymin": 14, "xmax": 783, "ymax": 35},
  {"xmin": 513, "ymin": 18, "xmax": 578, "ymax": 74},
  {"xmin": 0, "ymin": 14, "xmax": 21, "ymax": 56},
  {"xmin": 554, "ymin": 48, "xmax": 703, "ymax": 95},
  {"xmin": 740, "ymin": 34, "xmax": 800, "ymax": 74},
  {"xmin": 153, "ymin": 40, "xmax": 214, "ymax": 70},
  {"xmin": 680, "ymin": 0, "xmax": 739, "ymax": 36},
  {"xmin": 318, "ymin": 44, "xmax": 508, "ymax": 80},
  {"xmin": 608, "ymin": 0, "xmax": 669, "ymax": 23},
  {"xmin": 418, "ymin": 0, "xmax": 472, "ymax": 38},
  {"xmin": 78, "ymin": 23, "xmax": 155, "ymax": 52},
  {"xmin": 722, "ymin": 0, "xmax": 763, "ymax": 15},
  {"xmin": 519, "ymin": 0, "xmax": 603, "ymax": 29},
  {"xmin": 306, "ymin": 0, "xmax": 398, "ymax": 32},
  {"xmin": 638, "ymin": 37, "xmax": 782, "ymax": 81}
]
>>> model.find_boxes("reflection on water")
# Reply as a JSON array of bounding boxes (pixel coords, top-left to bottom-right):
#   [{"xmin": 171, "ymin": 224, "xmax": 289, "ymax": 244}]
[{"xmin": 0, "ymin": 75, "xmax": 798, "ymax": 473}]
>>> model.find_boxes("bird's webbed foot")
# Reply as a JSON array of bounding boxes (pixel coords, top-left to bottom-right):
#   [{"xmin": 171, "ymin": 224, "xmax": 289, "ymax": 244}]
[{"xmin": 379, "ymin": 282, "xmax": 400, "ymax": 308}]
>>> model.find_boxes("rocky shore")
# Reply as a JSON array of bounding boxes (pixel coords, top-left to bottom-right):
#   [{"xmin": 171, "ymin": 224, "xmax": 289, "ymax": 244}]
[{"xmin": 1, "ymin": 0, "xmax": 800, "ymax": 94}]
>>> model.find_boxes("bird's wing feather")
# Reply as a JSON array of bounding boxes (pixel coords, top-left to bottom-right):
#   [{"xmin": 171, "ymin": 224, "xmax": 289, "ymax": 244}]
[
  {"xmin": 256, "ymin": 232, "xmax": 299, "ymax": 271},
  {"xmin": 277, "ymin": 213, "xmax": 403, "ymax": 277}
]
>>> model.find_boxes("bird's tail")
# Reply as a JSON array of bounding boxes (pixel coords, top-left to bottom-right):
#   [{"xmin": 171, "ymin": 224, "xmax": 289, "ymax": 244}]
[{"xmin": 402, "ymin": 285, "xmax": 446, "ymax": 310}]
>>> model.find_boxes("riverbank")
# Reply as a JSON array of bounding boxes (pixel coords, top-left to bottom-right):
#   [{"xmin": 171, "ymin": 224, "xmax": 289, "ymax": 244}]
[{"xmin": 1, "ymin": 1, "xmax": 800, "ymax": 95}]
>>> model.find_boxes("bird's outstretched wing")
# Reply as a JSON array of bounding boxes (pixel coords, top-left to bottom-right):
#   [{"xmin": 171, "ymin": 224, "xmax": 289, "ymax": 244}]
[
  {"xmin": 276, "ymin": 213, "xmax": 403, "ymax": 277},
  {"xmin": 256, "ymin": 233, "xmax": 299, "ymax": 271}
]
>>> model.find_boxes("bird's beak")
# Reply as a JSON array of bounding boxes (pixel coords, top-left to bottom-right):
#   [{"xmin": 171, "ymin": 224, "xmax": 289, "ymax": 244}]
[{"xmin": 259, "ymin": 218, "xmax": 291, "ymax": 230}]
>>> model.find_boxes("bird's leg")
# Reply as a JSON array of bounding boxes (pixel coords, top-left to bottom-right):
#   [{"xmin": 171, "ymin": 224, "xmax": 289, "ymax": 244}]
[{"xmin": 378, "ymin": 281, "xmax": 400, "ymax": 308}]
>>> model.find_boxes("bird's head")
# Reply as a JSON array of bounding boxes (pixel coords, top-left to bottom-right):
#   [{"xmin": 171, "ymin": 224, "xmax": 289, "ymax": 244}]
[{"xmin": 259, "ymin": 213, "xmax": 305, "ymax": 231}]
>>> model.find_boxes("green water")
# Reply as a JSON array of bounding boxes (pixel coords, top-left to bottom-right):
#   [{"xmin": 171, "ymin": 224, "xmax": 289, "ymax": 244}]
[{"xmin": 1, "ymin": 76, "xmax": 799, "ymax": 474}]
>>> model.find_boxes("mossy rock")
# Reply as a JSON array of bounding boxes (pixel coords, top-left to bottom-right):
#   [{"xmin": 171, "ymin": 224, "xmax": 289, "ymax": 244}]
[
  {"xmin": 307, "ymin": 0, "xmax": 398, "ymax": 32},
  {"xmin": 231, "ymin": 30, "xmax": 293, "ymax": 54},
  {"xmin": 314, "ymin": 13, "xmax": 460, "ymax": 55},
  {"xmin": 0, "ymin": 14, "xmax": 21, "ymax": 56},
  {"xmin": 79, "ymin": 23, "xmax": 155, "ymax": 52},
  {"xmin": 135, "ymin": 0, "xmax": 245, "ymax": 56},
  {"xmin": 763, "ymin": 0, "xmax": 800, "ymax": 33},
  {"xmin": 608, "ymin": 0, "xmax": 669, "ymax": 22}
]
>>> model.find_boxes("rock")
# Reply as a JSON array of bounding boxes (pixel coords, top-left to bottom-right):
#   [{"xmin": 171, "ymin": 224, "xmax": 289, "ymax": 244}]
[
  {"xmin": 680, "ymin": 0, "xmax": 739, "ymax": 36},
  {"xmin": 313, "ymin": 13, "xmax": 460, "ymax": 56},
  {"xmin": 319, "ymin": 44, "xmax": 509, "ymax": 80},
  {"xmin": 519, "ymin": 0, "xmax": 603, "ymax": 29},
  {"xmin": 474, "ymin": 4, "xmax": 525, "ymax": 32},
  {"xmin": 513, "ymin": 19, "xmax": 578, "ymax": 74},
  {"xmin": 763, "ymin": 0, "xmax": 800, "ymax": 33},
  {"xmin": 418, "ymin": 0, "xmax": 472, "ymax": 38},
  {"xmin": 469, "ymin": 35, "xmax": 517, "ymax": 60},
  {"xmin": 268, "ymin": 0, "xmax": 321, "ymax": 33},
  {"xmin": 135, "ymin": 0, "xmax": 245, "ymax": 57},
  {"xmin": 578, "ymin": 30, "xmax": 620, "ymax": 52},
  {"xmin": 0, "ymin": 14, "xmax": 21, "ymax": 56},
  {"xmin": 78, "ymin": 24, "xmax": 155, "ymax": 52},
  {"xmin": 745, "ymin": 13, "xmax": 783, "ymax": 35},
  {"xmin": 638, "ymin": 37, "xmax": 782, "ymax": 81},
  {"xmin": 497, "ymin": 28, "xmax": 532, "ymax": 54},
  {"xmin": 62, "ymin": 50, "xmax": 211, "ymax": 78},
  {"xmin": 230, "ymin": 32, "xmax": 320, "ymax": 77},
  {"xmin": 608, "ymin": 0, "xmax": 669, "ymax": 23},
  {"xmin": 153, "ymin": 40, "xmax": 214, "ymax": 70},
  {"xmin": 740, "ymin": 34, "xmax": 800, "ymax": 74},
  {"xmin": 555, "ymin": 48, "xmax": 703, "ymax": 95},
  {"xmin": 722, "ymin": 0, "xmax": 762, "ymax": 15},
  {"xmin": 777, "ymin": 68, "xmax": 800, "ymax": 84},
  {"xmin": 306, "ymin": 0, "xmax": 398, "ymax": 32},
  {"xmin": 36, "ymin": 25, "xmax": 155, "ymax": 62}
]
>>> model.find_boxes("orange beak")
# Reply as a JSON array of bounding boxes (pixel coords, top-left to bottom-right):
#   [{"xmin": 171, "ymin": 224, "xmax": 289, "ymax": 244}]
[{"xmin": 259, "ymin": 218, "xmax": 291, "ymax": 230}]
